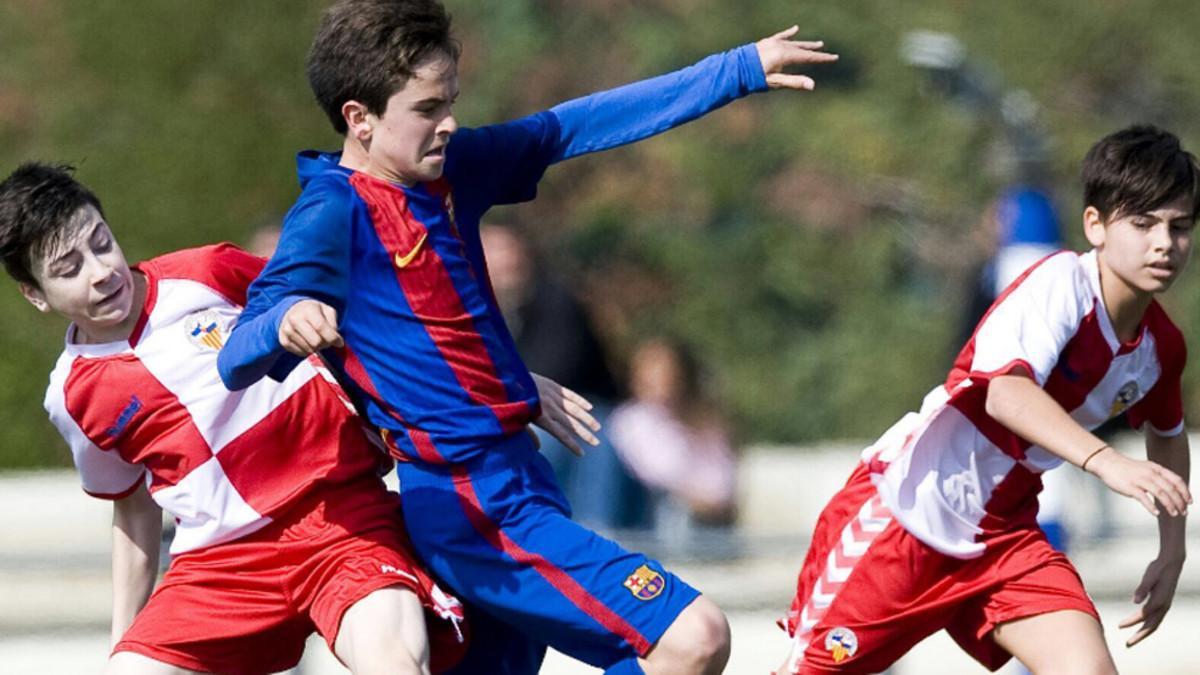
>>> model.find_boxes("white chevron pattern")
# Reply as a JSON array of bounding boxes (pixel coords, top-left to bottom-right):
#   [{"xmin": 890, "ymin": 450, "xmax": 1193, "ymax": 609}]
[{"xmin": 782, "ymin": 493, "xmax": 892, "ymax": 674}]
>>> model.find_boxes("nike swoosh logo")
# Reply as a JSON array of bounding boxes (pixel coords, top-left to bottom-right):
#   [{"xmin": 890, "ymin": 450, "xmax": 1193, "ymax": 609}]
[{"xmin": 394, "ymin": 233, "xmax": 428, "ymax": 268}]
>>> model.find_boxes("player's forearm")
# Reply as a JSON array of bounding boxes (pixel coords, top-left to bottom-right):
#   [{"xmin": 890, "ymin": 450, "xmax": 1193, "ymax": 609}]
[
  {"xmin": 985, "ymin": 374, "xmax": 1108, "ymax": 467},
  {"xmin": 218, "ymin": 297, "xmax": 306, "ymax": 390},
  {"xmin": 547, "ymin": 44, "xmax": 767, "ymax": 163},
  {"xmin": 110, "ymin": 488, "xmax": 161, "ymax": 646},
  {"xmin": 1148, "ymin": 431, "xmax": 1190, "ymax": 559}
]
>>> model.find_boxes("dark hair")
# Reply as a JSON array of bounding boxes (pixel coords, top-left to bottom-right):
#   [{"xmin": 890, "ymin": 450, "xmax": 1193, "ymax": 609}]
[
  {"xmin": 307, "ymin": 0, "xmax": 459, "ymax": 135},
  {"xmin": 0, "ymin": 163, "xmax": 104, "ymax": 287},
  {"xmin": 1082, "ymin": 125, "xmax": 1200, "ymax": 222}
]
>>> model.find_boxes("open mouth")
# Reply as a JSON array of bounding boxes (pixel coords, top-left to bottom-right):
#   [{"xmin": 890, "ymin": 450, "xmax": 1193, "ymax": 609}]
[{"xmin": 94, "ymin": 281, "xmax": 127, "ymax": 309}]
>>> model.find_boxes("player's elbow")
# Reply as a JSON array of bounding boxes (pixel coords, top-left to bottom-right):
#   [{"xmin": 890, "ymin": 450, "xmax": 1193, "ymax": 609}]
[
  {"xmin": 984, "ymin": 379, "xmax": 1020, "ymax": 423},
  {"xmin": 216, "ymin": 350, "xmax": 253, "ymax": 391}
]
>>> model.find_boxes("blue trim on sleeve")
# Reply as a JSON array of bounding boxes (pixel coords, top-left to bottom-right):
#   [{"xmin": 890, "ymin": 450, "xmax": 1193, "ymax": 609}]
[{"xmin": 218, "ymin": 295, "xmax": 306, "ymax": 390}]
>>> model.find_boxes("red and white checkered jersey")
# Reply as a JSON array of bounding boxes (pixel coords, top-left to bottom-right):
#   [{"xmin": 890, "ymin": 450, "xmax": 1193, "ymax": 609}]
[
  {"xmin": 44, "ymin": 244, "xmax": 387, "ymax": 554},
  {"xmin": 864, "ymin": 250, "xmax": 1185, "ymax": 559}
]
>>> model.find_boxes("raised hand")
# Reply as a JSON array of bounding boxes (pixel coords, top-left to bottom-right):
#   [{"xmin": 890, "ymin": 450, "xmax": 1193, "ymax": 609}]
[
  {"xmin": 1087, "ymin": 447, "xmax": 1192, "ymax": 517},
  {"xmin": 278, "ymin": 299, "xmax": 343, "ymax": 356},
  {"xmin": 755, "ymin": 25, "xmax": 839, "ymax": 91},
  {"xmin": 531, "ymin": 373, "xmax": 601, "ymax": 458}
]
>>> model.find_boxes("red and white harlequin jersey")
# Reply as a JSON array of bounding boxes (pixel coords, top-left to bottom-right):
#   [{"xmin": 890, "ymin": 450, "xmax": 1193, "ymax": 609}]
[
  {"xmin": 44, "ymin": 244, "xmax": 386, "ymax": 554},
  {"xmin": 865, "ymin": 250, "xmax": 1185, "ymax": 558}
]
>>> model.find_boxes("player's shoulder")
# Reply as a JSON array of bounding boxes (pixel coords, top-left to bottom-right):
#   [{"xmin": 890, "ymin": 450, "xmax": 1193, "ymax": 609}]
[
  {"xmin": 992, "ymin": 249, "xmax": 1089, "ymax": 310},
  {"xmin": 45, "ymin": 347, "xmax": 142, "ymax": 418},
  {"xmin": 142, "ymin": 243, "xmax": 259, "ymax": 281}
]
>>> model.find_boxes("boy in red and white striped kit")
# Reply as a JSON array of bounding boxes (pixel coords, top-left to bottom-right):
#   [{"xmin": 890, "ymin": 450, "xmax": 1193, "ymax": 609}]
[
  {"xmin": 779, "ymin": 126, "xmax": 1195, "ymax": 674},
  {"xmin": 0, "ymin": 163, "xmax": 473, "ymax": 675}
]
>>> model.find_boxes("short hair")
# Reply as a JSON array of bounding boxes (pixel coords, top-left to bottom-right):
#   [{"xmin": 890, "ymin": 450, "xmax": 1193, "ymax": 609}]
[
  {"xmin": 0, "ymin": 163, "xmax": 104, "ymax": 287},
  {"xmin": 307, "ymin": 0, "xmax": 459, "ymax": 135},
  {"xmin": 1082, "ymin": 125, "xmax": 1200, "ymax": 222}
]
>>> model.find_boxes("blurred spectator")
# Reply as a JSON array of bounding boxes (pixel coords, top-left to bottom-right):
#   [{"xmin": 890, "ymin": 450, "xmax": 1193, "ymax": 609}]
[
  {"xmin": 480, "ymin": 223, "xmax": 646, "ymax": 530},
  {"xmin": 609, "ymin": 338, "xmax": 738, "ymax": 548}
]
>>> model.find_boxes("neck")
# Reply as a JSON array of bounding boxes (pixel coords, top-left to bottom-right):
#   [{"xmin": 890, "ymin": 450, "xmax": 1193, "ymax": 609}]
[
  {"xmin": 77, "ymin": 272, "xmax": 148, "ymax": 345},
  {"xmin": 1096, "ymin": 255, "xmax": 1152, "ymax": 343},
  {"xmin": 339, "ymin": 138, "xmax": 414, "ymax": 186}
]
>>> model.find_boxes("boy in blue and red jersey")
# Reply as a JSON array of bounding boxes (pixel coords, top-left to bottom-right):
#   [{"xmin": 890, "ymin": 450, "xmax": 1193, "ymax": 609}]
[{"xmin": 218, "ymin": 1, "xmax": 837, "ymax": 672}]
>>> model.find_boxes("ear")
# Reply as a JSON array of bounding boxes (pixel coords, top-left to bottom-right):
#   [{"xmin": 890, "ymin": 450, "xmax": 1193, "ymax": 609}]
[
  {"xmin": 1082, "ymin": 205, "xmax": 1107, "ymax": 249},
  {"xmin": 342, "ymin": 100, "xmax": 373, "ymax": 143},
  {"xmin": 19, "ymin": 282, "xmax": 50, "ymax": 313}
]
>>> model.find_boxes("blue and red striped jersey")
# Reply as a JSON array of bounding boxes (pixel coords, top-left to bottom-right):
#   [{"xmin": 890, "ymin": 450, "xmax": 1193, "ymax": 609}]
[{"xmin": 218, "ymin": 44, "xmax": 767, "ymax": 464}]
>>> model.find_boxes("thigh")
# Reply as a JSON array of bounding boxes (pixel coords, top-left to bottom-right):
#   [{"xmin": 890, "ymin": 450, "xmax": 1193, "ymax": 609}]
[
  {"xmin": 105, "ymin": 651, "xmax": 203, "ymax": 675},
  {"xmin": 335, "ymin": 587, "xmax": 429, "ymax": 674},
  {"xmin": 992, "ymin": 610, "xmax": 1115, "ymax": 674},
  {"xmin": 399, "ymin": 454, "xmax": 700, "ymax": 671},
  {"xmin": 289, "ymin": 481, "xmax": 467, "ymax": 673}
]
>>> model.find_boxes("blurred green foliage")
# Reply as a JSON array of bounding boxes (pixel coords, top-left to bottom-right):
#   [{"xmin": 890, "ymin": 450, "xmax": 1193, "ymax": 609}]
[{"xmin": 3, "ymin": 0, "xmax": 1200, "ymax": 466}]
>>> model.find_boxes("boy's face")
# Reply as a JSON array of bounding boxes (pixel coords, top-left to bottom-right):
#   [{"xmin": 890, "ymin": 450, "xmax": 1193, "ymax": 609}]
[
  {"xmin": 20, "ymin": 205, "xmax": 137, "ymax": 341},
  {"xmin": 363, "ymin": 53, "xmax": 459, "ymax": 185},
  {"xmin": 1085, "ymin": 194, "xmax": 1195, "ymax": 296}
]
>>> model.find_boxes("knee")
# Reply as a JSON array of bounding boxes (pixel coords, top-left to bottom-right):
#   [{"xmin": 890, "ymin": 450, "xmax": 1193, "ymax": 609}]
[{"xmin": 650, "ymin": 596, "xmax": 730, "ymax": 674}]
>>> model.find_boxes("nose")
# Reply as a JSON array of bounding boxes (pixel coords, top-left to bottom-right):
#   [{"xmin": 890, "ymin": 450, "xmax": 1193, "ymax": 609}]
[
  {"xmin": 86, "ymin": 253, "xmax": 116, "ymax": 287},
  {"xmin": 1152, "ymin": 223, "xmax": 1175, "ymax": 252},
  {"xmin": 439, "ymin": 112, "xmax": 459, "ymax": 137}
]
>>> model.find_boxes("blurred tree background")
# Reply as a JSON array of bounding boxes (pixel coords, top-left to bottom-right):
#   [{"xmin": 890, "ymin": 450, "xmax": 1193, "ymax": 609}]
[{"xmin": 3, "ymin": 0, "xmax": 1200, "ymax": 467}]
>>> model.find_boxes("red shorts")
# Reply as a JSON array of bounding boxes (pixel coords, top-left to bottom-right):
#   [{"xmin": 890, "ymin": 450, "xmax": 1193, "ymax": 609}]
[
  {"xmin": 781, "ymin": 464, "xmax": 1098, "ymax": 674},
  {"xmin": 115, "ymin": 478, "xmax": 466, "ymax": 675}
]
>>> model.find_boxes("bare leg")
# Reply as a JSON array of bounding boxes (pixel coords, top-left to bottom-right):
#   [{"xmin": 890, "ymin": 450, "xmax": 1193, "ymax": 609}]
[
  {"xmin": 334, "ymin": 586, "xmax": 430, "ymax": 675},
  {"xmin": 639, "ymin": 595, "xmax": 731, "ymax": 675},
  {"xmin": 105, "ymin": 651, "xmax": 202, "ymax": 675},
  {"xmin": 991, "ymin": 610, "xmax": 1116, "ymax": 675}
]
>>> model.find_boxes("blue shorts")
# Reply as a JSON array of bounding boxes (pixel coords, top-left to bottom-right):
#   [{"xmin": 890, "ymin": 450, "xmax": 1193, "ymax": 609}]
[{"xmin": 397, "ymin": 433, "xmax": 700, "ymax": 674}]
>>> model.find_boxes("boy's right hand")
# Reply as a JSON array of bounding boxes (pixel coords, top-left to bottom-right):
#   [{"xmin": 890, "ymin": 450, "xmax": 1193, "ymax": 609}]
[
  {"xmin": 279, "ymin": 299, "xmax": 344, "ymax": 356},
  {"xmin": 755, "ymin": 26, "xmax": 839, "ymax": 91},
  {"xmin": 1087, "ymin": 448, "xmax": 1192, "ymax": 517}
]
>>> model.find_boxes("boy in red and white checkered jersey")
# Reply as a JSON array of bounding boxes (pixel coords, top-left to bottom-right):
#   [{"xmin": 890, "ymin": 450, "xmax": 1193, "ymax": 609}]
[
  {"xmin": 0, "ymin": 163, "xmax": 473, "ymax": 675},
  {"xmin": 779, "ymin": 126, "xmax": 1196, "ymax": 674}
]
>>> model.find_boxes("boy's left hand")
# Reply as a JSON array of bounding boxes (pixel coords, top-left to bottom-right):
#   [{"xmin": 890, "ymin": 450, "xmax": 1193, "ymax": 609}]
[
  {"xmin": 1119, "ymin": 555, "xmax": 1184, "ymax": 646},
  {"xmin": 756, "ymin": 26, "xmax": 839, "ymax": 91},
  {"xmin": 531, "ymin": 373, "xmax": 601, "ymax": 457}
]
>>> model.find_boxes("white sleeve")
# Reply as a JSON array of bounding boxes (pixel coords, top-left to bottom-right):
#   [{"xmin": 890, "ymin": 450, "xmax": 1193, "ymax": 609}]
[
  {"xmin": 45, "ymin": 359, "xmax": 145, "ymax": 500},
  {"xmin": 970, "ymin": 252, "xmax": 1089, "ymax": 385}
]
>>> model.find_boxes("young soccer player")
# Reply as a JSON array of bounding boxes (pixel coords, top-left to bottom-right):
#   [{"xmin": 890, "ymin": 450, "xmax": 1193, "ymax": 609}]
[
  {"xmin": 216, "ymin": 1, "xmax": 837, "ymax": 672},
  {"xmin": 0, "ymin": 162, "xmax": 586, "ymax": 675},
  {"xmin": 777, "ymin": 125, "xmax": 1195, "ymax": 674}
]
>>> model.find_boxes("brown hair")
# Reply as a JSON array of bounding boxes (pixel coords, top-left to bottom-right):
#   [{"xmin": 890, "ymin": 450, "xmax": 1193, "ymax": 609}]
[
  {"xmin": 306, "ymin": 0, "xmax": 459, "ymax": 134},
  {"xmin": 1082, "ymin": 125, "xmax": 1200, "ymax": 222}
]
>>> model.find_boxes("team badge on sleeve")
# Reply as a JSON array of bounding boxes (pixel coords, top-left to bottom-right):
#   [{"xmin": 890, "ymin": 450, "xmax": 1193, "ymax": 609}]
[
  {"xmin": 824, "ymin": 627, "xmax": 858, "ymax": 663},
  {"xmin": 185, "ymin": 311, "xmax": 227, "ymax": 351},
  {"xmin": 623, "ymin": 564, "xmax": 665, "ymax": 600}
]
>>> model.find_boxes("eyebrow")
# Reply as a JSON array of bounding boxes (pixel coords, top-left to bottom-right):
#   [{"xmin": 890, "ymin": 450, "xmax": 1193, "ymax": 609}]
[{"xmin": 48, "ymin": 222, "xmax": 105, "ymax": 266}]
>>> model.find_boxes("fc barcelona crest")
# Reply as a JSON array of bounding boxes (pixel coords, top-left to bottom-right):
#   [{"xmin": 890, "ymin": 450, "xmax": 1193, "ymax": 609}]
[
  {"xmin": 623, "ymin": 564, "xmax": 665, "ymax": 601},
  {"xmin": 185, "ymin": 310, "xmax": 227, "ymax": 351}
]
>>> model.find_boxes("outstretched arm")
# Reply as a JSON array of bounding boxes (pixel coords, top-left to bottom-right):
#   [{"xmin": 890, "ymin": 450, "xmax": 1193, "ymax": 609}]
[
  {"xmin": 985, "ymin": 372, "xmax": 1192, "ymax": 516},
  {"xmin": 548, "ymin": 26, "xmax": 838, "ymax": 163},
  {"xmin": 1119, "ymin": 429, "xmax": 1189, "ymax": 647},
  {"xmin": 110, "ymin": 483, "xmax": 161, "ymax": 647}
]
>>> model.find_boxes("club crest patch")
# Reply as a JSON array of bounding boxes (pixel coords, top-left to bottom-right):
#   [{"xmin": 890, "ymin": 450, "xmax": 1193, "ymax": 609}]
[
  {"xmin": 1110, "ymin": 381, "xmax": 1139, "ymax": 416},
  {"xmin": 623, "ymin": 564, "xmax": 665, "ymax": 601},
  {"xmin": 185, "ymin": 310, "xmax": 227, "ymax": 351},
  {"xmin": 825, "ymin": 626, "xmax": 858, "ymax": 663}
]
